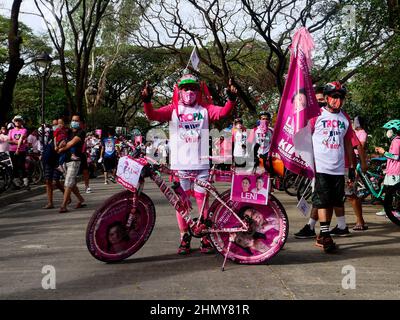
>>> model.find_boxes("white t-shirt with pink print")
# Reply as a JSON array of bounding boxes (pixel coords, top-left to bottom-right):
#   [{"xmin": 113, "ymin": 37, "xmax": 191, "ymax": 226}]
[
  {"xmin": 144, "ymin": 99, "xmax": 235, "ymax": 171},
  {"xmin": 169, "ymin": 103, "xmax": 210, "ymax": 170},
  {"xmin": 311, "ymin": 108, "xmax": 352, "ymax": 175}
]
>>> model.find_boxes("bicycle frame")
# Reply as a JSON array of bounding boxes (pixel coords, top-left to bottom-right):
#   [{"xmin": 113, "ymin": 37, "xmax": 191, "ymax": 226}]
[
  {"xmin": 118, "ymin": 143, "xmax": 249, "ymax": 235},
  {"xmin": 88, "ymin": 148, "xmax": 289, "ymax": 266},
  {"xmin": 147, "ymin": 163, "xmax": 249, "ymax": 235},
  {"xmin": 356, "ymin": 162, "xmax": 385, "ymax": 200}
]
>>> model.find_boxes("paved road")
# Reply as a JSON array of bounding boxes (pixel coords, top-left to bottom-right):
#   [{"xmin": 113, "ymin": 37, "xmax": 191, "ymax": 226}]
[{"xmin": 0, "ymin": 177, "xmax": 399, "ymax": 300}]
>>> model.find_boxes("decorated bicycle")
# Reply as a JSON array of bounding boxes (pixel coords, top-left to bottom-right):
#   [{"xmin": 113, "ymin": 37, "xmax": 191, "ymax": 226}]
[{"xmin": 86, "ymin": 73, "xmax": 288, "ymax": 269}]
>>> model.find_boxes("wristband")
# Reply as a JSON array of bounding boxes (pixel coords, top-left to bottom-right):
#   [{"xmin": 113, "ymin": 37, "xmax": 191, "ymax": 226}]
[
  {"xmin": 226, "ymin": 89, "xmax": 237, "ymax": 101},
  {"xmin": 142, "ymin": 95, "xmax": 152, "ymax": 103},
  {"xmin": 384, "ymin": 151, "xmax": 400, "ymax": 161}
]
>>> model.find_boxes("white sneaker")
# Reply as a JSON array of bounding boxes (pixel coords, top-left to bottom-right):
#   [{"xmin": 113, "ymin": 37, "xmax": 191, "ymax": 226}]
[
  {"xmin": 104, "ymin": 180, "xmax": 108, "ymax": 185},
  {"xmin": 376, "ymin": 210, "xmax": 386, "ymax": 216},
  {"xmin": 85, "ymin": 187, "xmax": 92, "ymax": 194}
]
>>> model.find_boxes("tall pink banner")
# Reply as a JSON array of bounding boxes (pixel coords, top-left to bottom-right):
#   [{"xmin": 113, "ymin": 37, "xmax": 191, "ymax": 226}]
[{"xmin": 270, "ymin": 28, "xmax": 321, "ymax": 178}]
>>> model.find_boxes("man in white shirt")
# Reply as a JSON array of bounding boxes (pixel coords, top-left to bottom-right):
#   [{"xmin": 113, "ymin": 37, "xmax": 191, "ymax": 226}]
[
  {"xmin": 233, "ymin": 118, "xmax": 247, "ymax": 167},
  {"xmin": 310, "ymin": 81, "xmax": 355, "ymax": 253}
]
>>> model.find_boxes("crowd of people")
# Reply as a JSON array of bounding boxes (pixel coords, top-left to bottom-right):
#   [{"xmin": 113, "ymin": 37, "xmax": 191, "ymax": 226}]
[
  {"xmin": 142, "ymin": 73, "xmax": 399, "ymax": 255},
  {"xmin": 0, "ymin": 114, "xmax": 144, "ymax": 213}
]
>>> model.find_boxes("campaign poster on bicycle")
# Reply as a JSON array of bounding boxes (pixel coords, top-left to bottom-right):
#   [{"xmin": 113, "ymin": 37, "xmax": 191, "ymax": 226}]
[
  {"xmin": 230, "ymin": 173, "xmax": 270, "ymax": 205},
  {"xmin": 116, "ymin": 156, "xmax": 146, "ymax": 192}
]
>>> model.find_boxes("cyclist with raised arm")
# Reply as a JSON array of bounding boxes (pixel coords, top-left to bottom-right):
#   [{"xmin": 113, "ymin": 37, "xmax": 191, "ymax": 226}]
[{"xmin": 142, "ymin": 73, "xmax": 237, "ymax": 255}]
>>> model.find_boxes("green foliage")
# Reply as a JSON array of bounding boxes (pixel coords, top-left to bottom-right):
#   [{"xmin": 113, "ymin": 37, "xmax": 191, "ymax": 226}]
[
  {"xmin": 343, "ymin": 33, "xmax": 400, "ymax": 153},
  {"xmin": 12, "ymin": 76, "xmax": 67, "ymax": 127}
]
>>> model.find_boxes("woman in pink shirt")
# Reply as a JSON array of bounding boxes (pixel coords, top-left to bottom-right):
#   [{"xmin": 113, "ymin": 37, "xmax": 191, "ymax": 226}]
[
  {"xmin": 354, "ymin": 116, "xmax": 368, "ymax": 156},
  {"xmin": 142, "ymin": 74, "xmax": 237, "ymax": 255},
  {"xmin": 8, "ymin": 115, "xmax": 29, "ymax": 189},
  {"xmin": 375, "ymin": 120, "xmax": 400, "ymax": 218}
]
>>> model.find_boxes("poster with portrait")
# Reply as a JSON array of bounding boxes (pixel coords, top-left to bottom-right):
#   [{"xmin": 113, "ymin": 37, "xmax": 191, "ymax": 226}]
[{"xmin": 230, "ymin": 173, "xmax": 270, "ymax": 205}]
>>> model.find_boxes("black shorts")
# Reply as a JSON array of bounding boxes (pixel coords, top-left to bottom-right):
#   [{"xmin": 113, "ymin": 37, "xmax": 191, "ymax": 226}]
[
  {"xmin": 79, "ymin": 153, "xmax": 88, "ymax": 172},
  {"xmin": 103, "ymin": 156, "xmax": 117, "ymax": 172},
  {"xmin": 43, "ymin": 163, "xmax": 62, "ymax": 181},
  {"xmin": 312, "ymin": 173, "xmax": 345, "ymax": 208}
]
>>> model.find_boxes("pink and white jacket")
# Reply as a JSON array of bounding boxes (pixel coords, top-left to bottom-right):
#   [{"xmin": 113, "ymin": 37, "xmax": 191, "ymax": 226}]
[{"xmin": 144, "ymin": 100, "xmax": 235, "ymax": 170}]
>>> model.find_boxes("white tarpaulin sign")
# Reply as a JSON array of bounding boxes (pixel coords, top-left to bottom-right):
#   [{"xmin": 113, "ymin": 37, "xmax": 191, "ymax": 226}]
[{"xmin": 116, "ymin": 156, "xmax": 146, "ymax": 192}]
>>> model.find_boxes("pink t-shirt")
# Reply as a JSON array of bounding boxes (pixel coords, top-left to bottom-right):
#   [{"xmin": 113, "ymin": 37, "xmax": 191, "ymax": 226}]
[
  {"xmin": 8, "ymin": 128, "xmax": 28, "ymax": 152},
  {"xmin": 354, "ymin": 129, "xmax": 367, "ymax": 155},
  {"xmin": 386, "ymin": 137, "xmax": 400, "ymax": 176}
]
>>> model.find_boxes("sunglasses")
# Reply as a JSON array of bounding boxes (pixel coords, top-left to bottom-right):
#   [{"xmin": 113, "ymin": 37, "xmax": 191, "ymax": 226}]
[{"xmin": 180, "ymin": 85, "xmax": 199, "ymax": 91}]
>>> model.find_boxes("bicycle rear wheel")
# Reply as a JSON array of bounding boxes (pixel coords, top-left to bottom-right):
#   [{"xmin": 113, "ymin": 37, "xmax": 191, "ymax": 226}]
[
  {"xmin": 208, "ymin": 190, "xmax": 288, "ymax": 264},
  {"xmin": 384, "ymin": 185, "xmax": 400, "ymax": 227},
  {"xmin": 0, "ymin": 164, "xmax": 12, "ymax": 193},
  {"xmin": 31, "ymin": 161, "xmax": 43, "ymax": 184},
  {"xmin": 86, "ymin": 190, "xmax": 156, "ymax": 262}
]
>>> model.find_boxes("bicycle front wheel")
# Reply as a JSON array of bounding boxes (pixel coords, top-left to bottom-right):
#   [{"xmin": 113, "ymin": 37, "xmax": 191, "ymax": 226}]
[
  {"xmin": 208, "ymin": 190, "xmax": 288, "ymax": 264},
  {"xmin": 283, "ymin": 172, "xmax": 300, "ymax": 197},
  {"xmin": 86, "ymin": 190, "xmax": 156, "ymax": 262}
]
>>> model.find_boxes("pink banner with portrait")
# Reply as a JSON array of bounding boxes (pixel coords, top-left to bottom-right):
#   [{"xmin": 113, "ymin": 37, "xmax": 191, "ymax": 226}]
[
  {"xmin": 230, "ymin": 173, "xmax": 270, "ymax": 205},
  {"xmin": 270, "ymin": 27, "xmax": 321, "ymax": 179}
]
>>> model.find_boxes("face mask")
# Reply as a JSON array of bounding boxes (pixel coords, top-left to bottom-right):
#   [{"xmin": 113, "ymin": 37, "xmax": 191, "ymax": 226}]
[
  {"xmin": 71, "ymin": 121, "xmax": 80, "ymax": 129},
  {"xmin": 326, "ymin": 96, "xmax": 343, "ymax": 112},
  {"xmin": 259, "ymin": 120, "xmax": 268, "ymax": 131},
  {"xmin": 386, "ymin": 129, "xmax": 394, "ymax": 139},
  {"xmin": 1, "ymin": 130, "xmax": 5, "ymax": 134},
  {"xmin": 52, "ymin": 125, "xmax": 58, "ymax": 131},
  {"xmin": 235, "ymin": 124, "xmax": 242, "ymax": 129},
  {"xmin": 181, "ymin": 90, "xmax": 197, "ymax": 106}
]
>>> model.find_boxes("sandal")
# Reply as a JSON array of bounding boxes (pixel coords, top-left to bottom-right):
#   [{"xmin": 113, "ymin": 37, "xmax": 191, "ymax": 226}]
[
  {"xmin": 59, "ymin": 207, "xmax": 69, "ymax": 213},
  {"xmin": 75, "ymin": 202, "xmax": 87, "ymax": 209},
  {"xmin": 43, "ymin": 204, "xmax": 54, "ymax": 209},
  {"xmin": 353, "ymin": 224, "xmax": 368, "ymax": 231}
]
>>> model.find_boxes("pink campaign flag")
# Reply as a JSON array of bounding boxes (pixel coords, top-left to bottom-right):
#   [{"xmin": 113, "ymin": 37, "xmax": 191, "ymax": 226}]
[{"xmin": 270, "ymin": 27, "xmax": 321, "ymax": 178}]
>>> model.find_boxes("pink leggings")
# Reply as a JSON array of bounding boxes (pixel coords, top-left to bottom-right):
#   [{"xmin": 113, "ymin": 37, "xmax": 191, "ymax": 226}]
[{"xmin": 176, "ymin": 169, "xmax": 209, "ymax": 233}]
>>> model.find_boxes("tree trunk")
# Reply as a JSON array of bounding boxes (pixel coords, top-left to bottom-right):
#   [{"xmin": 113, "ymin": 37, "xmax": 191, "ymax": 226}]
[{"xmin": 0, "ymin": 0, "xmax": 24, "ymax": 124}]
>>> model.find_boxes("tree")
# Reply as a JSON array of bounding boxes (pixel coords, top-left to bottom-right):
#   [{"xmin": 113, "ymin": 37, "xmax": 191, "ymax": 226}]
[
  {"xmin": 0, "ymin": 0, "xmax": 23, "ymax": 124},
  {"xmin": 132, "ymin": 0, "xmax": 395, "ymax": 114},
  {"xmin": 86, "ymin": 45, "xmax": 178, "ymax": 131},
  {"xmin": 344, "ymin": 33, "xmax": 400, "ymax": 151},
  {"xmin": 34, "ymin": 0, "xmax": 118, "ymax": 117}
]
